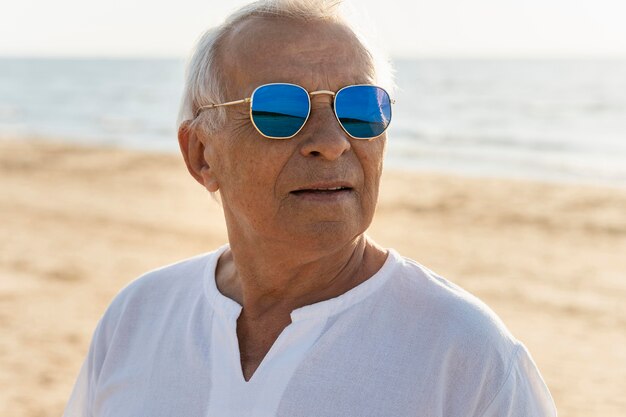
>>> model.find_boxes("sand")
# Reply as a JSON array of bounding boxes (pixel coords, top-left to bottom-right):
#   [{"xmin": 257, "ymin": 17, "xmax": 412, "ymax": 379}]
[{"xmin": 1, "ymin": 138, "xmax": 624, "ymax": 416}]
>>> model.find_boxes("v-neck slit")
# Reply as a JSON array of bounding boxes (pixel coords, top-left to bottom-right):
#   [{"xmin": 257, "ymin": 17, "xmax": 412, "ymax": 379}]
[
  {"xmin": 203, "ymin": 244, "xmax": 399, "ymax": 416},
  {"xmin": 238, "ymin": 321, "xmax": 291, "ymax": 383}
]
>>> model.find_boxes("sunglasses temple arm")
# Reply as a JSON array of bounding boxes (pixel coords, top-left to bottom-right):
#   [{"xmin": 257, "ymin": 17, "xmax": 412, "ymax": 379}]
[{"xmin": 195, "ymin": 97, "xmax": 251, "ymax": 117}]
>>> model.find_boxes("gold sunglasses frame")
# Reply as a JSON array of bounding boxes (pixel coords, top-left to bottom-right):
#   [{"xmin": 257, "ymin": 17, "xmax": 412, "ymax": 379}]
[{"xmin": 194, "ymin": 83, "xmax": 395, "ymax": 140}]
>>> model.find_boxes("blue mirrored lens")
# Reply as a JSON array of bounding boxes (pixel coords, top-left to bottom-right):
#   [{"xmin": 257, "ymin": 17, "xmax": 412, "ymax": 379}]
[
  {"xmin": 251, "ymin": 84, "xmax": 310, "ymax": 138},
  {"xmin": 335, "ymin": 86, "xmax": 392, "ymax": 139}
]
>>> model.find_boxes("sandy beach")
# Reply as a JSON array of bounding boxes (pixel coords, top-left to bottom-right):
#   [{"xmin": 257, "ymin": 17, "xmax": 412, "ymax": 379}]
[{"xmin": 1, "ymin": 138, "xmax": 624, "ymax": 416}]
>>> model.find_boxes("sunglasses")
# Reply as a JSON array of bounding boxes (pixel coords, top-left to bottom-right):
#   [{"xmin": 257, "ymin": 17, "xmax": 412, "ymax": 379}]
[{"xmin": 194, "ymin": 83, "xmax": 394, "ymax": 140}]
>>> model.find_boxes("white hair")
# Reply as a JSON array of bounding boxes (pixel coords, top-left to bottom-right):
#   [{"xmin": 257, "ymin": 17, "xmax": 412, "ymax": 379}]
[{"xmin": 177, "ymin": 0, "xmax": 395, "ymax": 133}]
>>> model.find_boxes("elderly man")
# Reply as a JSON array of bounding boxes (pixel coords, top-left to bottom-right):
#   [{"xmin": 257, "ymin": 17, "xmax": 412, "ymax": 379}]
[{"xmin": 64, "ymin": 1, "xmax": 556, "ymax": 416}]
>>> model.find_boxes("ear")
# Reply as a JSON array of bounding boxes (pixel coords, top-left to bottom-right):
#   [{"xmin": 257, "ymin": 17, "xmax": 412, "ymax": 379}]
[{"xmin": 178, "ymin": 121, "xmax": 220, "ymax": 192}]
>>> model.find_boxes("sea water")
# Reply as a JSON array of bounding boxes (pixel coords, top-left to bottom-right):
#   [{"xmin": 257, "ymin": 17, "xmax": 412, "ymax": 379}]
[{"xmin": 1, "ymin": 57, "xmax": 625, "ymax": 187}]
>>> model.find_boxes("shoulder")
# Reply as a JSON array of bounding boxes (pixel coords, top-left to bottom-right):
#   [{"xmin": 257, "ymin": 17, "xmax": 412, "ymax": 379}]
[
  {"xmin": 64, "ymin": 247, "xmax": 227, "ymax": 415},
  {"xmin": 110, "ymin": 251, "xmax": 211, "ymax": 309},
  {"xmin": 384, "ymin": 250, "xmax": 515, "ymax": 351},
  {"xmin": 381, "ymin": 251, "xmax": 517, "ymax": 381},
  {"xmin": 96, "ymin": 246, "xmax": 226, "ymax": 341},
  {"xmin": 374, "ymin": 250, "xmax": 555, "ymax": 415}
]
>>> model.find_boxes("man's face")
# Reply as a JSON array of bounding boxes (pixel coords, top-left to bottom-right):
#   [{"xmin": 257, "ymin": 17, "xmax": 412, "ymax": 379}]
[{"xmin": 201, "ymin": 17, "xmax": 386, "ymax": 250}]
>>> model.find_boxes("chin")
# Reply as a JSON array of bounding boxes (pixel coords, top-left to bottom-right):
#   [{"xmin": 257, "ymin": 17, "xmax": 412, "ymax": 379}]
[{"xmin": 289, "ymin": 220, "xmax": 365, "ymax": 250}]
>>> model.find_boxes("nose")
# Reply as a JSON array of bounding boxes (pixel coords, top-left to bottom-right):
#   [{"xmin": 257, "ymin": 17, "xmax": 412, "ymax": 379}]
[{"xmin": 299, "ymin": 100, "xmax": 351, "ymax": 161}]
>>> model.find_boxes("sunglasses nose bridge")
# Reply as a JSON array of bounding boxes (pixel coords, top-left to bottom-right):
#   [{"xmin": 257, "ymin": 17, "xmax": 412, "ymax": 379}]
[
  {"xmin": 308, "ymin": 90, "xmax": 336, "ymax": 106},
  {"xmin": 307, "ymin": 91, "xmax": 339, "ymax": 129},
  {"xmin": 309, "ymin": 90, "xmax": 336, "ymax": 98},
  {"xmin": 305, "ymin": 94, "xmax": 345, "ymax": 133}
]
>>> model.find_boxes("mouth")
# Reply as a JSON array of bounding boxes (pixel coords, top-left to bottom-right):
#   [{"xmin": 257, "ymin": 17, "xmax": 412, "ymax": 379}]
[
  {"xmin": 291, "ymin": 186, "xmax": 352, "ymax": 195},
  {"xmin": 290, "ymin": 183, "xmax": 354, "ymax": 201}
]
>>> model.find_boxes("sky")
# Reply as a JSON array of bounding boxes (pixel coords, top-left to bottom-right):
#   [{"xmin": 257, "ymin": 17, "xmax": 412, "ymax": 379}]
[{"xmin": 1, "ymin": 0, "xmax": 626, "ymax": 59}]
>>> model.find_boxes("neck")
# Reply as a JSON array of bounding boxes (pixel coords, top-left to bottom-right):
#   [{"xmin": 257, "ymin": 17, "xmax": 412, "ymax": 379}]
[{"xmin": 216, "ymin": 234, "xmax": 387, "ymax": 319}]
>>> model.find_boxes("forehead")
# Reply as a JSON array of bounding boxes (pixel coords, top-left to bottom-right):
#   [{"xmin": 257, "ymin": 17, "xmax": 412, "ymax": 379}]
[{"xmin": 218, "ymin": 17, "xmax": 375, "ymax": 97}]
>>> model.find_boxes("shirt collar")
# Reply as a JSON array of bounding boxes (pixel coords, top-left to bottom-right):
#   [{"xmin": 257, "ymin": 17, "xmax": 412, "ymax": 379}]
[{"xmin": 204, "ymin": 244, "xmax": 399, "ymax": 323}]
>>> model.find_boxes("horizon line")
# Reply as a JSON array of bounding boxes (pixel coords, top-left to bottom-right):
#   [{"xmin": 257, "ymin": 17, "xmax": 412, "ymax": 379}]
[{"xmin": 2, "ymin": 53, "xmax": 626, "ymax": 61}]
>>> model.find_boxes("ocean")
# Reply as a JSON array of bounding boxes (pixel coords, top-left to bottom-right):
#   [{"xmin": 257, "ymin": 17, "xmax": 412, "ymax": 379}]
[{"xmin": 1, "ymin": 57, "xmax": 625, "ymax": 187}]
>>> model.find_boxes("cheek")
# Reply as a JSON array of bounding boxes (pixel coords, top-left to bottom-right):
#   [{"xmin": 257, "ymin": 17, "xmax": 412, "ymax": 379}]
[
  {"xmin": 355, "ymin": 139, "xmax": 386, "ymax": 215},
  {"xmin": 218, "ymin": 138, "xmax": 292, "ymax": 204},
  {"xmin": 357, "ymin": 138, "xmax": 385, "ymax": 184}
]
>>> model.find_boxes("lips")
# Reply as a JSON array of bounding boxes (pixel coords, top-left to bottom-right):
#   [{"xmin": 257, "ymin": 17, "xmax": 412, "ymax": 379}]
[
  {"xmin": 289, "ymin": 182, "xmax": 355, "ymax": 202},
  {"xmin": 291, "ymin": 187, "xmax": 352, "ymax": 195},
  {"xmin": 290, "ymin": 183, "xmax": 354, "ymax": 195}
]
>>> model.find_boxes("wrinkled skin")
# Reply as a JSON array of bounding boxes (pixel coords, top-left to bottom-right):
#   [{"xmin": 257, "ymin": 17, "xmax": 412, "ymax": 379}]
[{"xmin": 178, "ymin": 17, "xmax": 388, "ymax": 380}]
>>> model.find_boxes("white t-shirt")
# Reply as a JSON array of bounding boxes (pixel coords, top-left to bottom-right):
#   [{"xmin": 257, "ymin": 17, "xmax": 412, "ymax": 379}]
[{"xmin": 64, "ymin": 245, "xmax": 557, "ymax": 417}]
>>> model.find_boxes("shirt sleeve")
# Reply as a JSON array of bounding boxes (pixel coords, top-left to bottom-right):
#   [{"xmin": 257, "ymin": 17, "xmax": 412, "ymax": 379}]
[
  {"xmin": 479, "ymin": 344, "xmax": 557, "ymax": 417},
  {"xmin": 63, "ymin": 358, "xmax": 92, "ymax": 417},
  {"xmin": 62, "ymin": 317, "xmax": 107, "ymax": 417}
]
